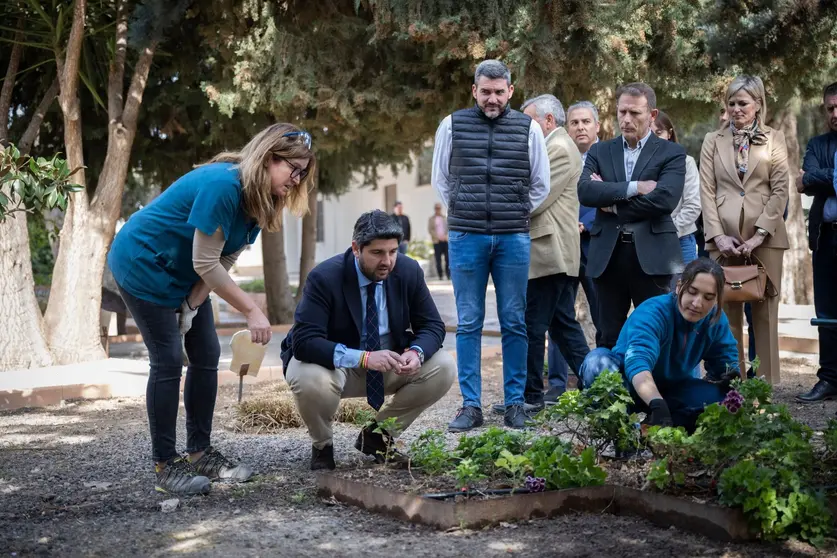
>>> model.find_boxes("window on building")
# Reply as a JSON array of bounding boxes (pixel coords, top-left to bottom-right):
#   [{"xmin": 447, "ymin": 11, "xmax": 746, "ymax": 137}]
[
  {"xmin": 417, "ymin": 145, "xmax": 433, "ymax": 186},
  {"xmin": 316, "ymin": 199, "xmax": 324, "ymax": 242}
]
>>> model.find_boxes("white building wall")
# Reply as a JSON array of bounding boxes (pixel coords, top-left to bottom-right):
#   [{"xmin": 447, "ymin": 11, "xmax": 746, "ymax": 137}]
[{"xmin": 235, "ymin": 155, "xmax": 439, "ymax": 280}]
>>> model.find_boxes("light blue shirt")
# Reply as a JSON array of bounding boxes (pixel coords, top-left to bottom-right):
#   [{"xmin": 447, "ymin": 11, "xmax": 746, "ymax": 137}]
[
  {"xmin": 827, "ymin": 152, "xmax": 837, "ymax": 222},
  {"xmin": 332, "ymin": 259, "xmax": 390, "ymax": 368},
  {"xmin": 623, "ymin": 128, "xmax": 654, "ymax": 198}
]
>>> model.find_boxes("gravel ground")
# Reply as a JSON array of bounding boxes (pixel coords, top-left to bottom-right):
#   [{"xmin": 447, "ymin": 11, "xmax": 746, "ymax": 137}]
[{"xmin": 1, "ymin": 353, "xmax": 834, "ymax": 557}]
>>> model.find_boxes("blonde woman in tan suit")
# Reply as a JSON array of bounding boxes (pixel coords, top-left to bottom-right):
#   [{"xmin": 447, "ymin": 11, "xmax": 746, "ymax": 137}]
[{"xmin": 699, "ymin": 75, "xmax": 789, "ymax": 384}]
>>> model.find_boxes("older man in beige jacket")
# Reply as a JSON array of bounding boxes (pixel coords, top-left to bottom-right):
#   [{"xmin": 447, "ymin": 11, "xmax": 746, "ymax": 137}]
[{"xmin": 520, "ymin": 94, "xmax": 591, "ymax": 409}]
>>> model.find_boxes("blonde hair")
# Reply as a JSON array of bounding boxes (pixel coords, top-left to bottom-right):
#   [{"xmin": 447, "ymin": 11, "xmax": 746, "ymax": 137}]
[
  {"xmin": 204, "ymin": 123, "xmax": 315, "ymax": 232},
  {"xmin": 726, "ymin": 75, "xmax": 768, "ymax": 124}
]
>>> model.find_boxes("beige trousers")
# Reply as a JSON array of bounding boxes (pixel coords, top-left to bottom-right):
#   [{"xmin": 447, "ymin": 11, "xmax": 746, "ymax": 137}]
[{"xmin": 284, "ymin": 350, "xmax": 456, "ymax": 449}]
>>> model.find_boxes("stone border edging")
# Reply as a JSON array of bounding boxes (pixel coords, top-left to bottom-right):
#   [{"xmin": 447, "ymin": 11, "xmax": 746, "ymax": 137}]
[{"xmin": 316, "ymin": 472, "xmax": 753, "ymax": 542}]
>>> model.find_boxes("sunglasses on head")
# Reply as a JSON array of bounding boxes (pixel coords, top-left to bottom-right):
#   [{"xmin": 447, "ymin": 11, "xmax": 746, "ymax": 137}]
[{"xmin": 282, "ymin": 130, "xmax": 312, "ymax": 149}]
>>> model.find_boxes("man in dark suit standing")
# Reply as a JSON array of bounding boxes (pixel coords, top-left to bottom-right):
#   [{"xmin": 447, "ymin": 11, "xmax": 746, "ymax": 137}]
[
  {"xmin": 577, "ymin": 83, "xmax": 685, "ymax": 350},
  {"xmin": 281, "ymin": 210, "xmax": 455, "ymax": 470}
]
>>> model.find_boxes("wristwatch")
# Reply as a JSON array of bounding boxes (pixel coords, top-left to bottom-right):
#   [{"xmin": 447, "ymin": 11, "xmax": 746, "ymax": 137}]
[
  {"xmin": 755, "ymin": 227, "xmax": 768, "ymax": 237},
  {"xmin": 408, "ymin": 345, "xmax": 425, "ymax": 364}
]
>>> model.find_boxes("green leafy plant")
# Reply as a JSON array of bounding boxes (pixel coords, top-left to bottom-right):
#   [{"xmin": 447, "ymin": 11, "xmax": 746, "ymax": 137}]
[
  {"xmin": 0, "ymin": 145, "xmax": 82, "ymax": 222},
  {"xmin": 409, "ymin": 429, "xmax": 455, "ymax": 475},
  {"xmin": 238, "ymin": 278, "xmax": 266, "ymax": 293},
  {"xmin": 406, "ymin": 239, "xmax": 433, "ymax": 261},
  {"xmin": 456, "ymin": 427, "xmax": 528, "ymax": 475},
  {"xmin": 494, "ymin": 449, "xmax": 532, "ymax": 486},
  {"xmin": 454, "ymin": 458, "xmax": 486, "ymax": 489}
]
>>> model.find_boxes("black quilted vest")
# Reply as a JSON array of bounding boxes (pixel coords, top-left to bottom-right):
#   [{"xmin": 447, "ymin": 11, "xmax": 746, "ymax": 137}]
[{"xmin": 447, "ymin": 105, "xmax": 532, "ymax": 234}]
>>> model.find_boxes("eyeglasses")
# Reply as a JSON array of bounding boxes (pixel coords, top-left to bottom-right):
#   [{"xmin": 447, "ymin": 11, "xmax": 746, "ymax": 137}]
[
  {"xmin": 272, "ymin": 155, "xmax": 309, "ymax": 181},
  {"xmin": 282, "ymin": 130, "xmax": 312, "ymax": 149}
]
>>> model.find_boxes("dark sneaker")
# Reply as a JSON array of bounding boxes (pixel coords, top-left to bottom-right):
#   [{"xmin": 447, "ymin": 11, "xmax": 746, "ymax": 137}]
[
  {"xmin": 491, "ymin": 401, "xmax": 544, "ymax": 415},
  {"xmin": 504, "ymin": 404, "xmax": 528, "ymax": 429},
  {"xmin": 448, "ymin": 406, "xmax": 484, "ymax": 432},
  {"xmin": 155, "ymin": 457, "xmax": 211, "ymax": 495},
  {"xmin": 191, "ymin": 446, "xmax": 253, "ymax": 482},
  {"xmin": 355, "ymin": 423, "xmax": 409, "ymax": 466},
  {"xmin": 311, "ymin": 444, "xmax": 336, "ymax": 471},
  {"xmin": 544, "ymin": 387, "xmax": 565, "ymax": 405}
]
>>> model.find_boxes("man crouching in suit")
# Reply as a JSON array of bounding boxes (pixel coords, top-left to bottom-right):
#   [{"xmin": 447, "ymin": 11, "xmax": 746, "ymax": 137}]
[
  {"xmin": 281, "ymin": 209, "xmax": 455, "ymax": 470},
  {"xmin": 577, "ymin": 82, "xmax": 685, "ymax": 351}
]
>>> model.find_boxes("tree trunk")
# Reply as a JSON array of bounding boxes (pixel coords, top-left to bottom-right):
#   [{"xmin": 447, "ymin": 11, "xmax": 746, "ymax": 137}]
[
  {"xmin": 45, "ymin": 0, "xmax": 157, "ymax": 363},
  {"xmin": 0, "ymin": 210, "xmax": 54, "ymax": 370},
  {"xmin": 295, "ymin": 184, "xmax": 318, "ymax": 303},
  {"xmin": 0, "ymin": 20, "xmax": 23, "ymax": 146},
  {"xmin": 770, "ymin": 105, "xmax": 813, "ymax": 305},
  {"xmin": 262, "ymin": 227, "xmax": 296, "ymax": 323},
  {"xmin": 574, "ymin": 284, "xmax": 597, "ymax": 349}
]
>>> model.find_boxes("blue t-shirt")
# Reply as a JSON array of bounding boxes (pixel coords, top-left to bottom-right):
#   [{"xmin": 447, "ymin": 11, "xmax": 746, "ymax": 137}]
[
  {"xmin": 612, "ymin": 294, "xmax": 740, "ymax": 385},
  {"xmin": 108, "ymin": 163, "xmax": 261, "ymax": 307}
]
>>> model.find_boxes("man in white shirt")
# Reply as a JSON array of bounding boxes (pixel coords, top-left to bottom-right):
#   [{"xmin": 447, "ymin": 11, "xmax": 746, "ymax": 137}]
[{"xmin": 431, "ymin": 59, "xmax": 550, "ymax": 431}]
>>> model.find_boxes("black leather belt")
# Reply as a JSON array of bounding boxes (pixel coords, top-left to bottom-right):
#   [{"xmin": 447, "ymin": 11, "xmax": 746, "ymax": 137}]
[{"xmin": 619, "ymin": 231, "xmax": 635, "ymax": 243}]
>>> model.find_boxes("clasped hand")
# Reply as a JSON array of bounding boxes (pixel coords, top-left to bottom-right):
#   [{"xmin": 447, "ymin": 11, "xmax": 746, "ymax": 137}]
[
  {"xmin": 715, "ymin": 234, "xmax": 764, "ymax": 258},
  {"xmin": 366, "ymin": 349, "xmax": 421, "ymax": 375}
]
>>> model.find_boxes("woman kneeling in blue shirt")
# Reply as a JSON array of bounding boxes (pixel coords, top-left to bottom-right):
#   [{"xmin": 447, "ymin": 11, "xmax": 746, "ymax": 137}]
[
  {"xmin": 579, "ymin": 258, "xmax": 740, "ymax": 431},
  {"xmin": 108, "ymin": 124, "xmax": 315, "ymax": 495}
]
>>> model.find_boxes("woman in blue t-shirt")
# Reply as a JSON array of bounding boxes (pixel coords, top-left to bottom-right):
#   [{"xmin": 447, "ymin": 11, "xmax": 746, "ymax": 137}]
[
  {"xmin": 579, "ymin": 258, "xmax": 740, "ymax": 432},
  {"xmin": 108, "ymin": 124, "xmax": 315, "ymax": 495}
]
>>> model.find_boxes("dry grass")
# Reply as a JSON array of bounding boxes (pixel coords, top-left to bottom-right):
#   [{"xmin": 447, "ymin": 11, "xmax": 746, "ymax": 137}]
[{"xmin": 234, "ymin": 384, "xmax": 377, "ymax": 434}]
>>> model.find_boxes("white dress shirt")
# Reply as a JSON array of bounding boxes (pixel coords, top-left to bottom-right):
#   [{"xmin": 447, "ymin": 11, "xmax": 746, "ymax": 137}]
[
  {"xmin": 430, "ymin": 114, "xmax": 550, "ymax": 212},
  {"xmin": 672, "ymin": 155, "xmax": 701, "ymax": 237}
]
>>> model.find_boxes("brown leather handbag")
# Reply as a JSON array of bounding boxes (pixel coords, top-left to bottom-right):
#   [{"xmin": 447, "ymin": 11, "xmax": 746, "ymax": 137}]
[{"xmin": 717, "ymin": 255, "xmax": 768, "ymax": 303}]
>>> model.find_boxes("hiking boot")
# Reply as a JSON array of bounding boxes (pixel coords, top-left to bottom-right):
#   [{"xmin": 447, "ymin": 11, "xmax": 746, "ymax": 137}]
[
  {"xmin": 504, "ymin": 404, "xmax": 528, "ymax": 429},
  {"xmin": 155, "ymin": 457, "xmax": 211, "ymax": 495},
  {"xmin": 190, "ymin": 446, "xmax": 253, "ymax": 482},
  {"xmin": 310, "ymin": 444, "xmax": 336, "ymax": 471},
  {"xmin": 448, "ymin": 406, "xmax": 484, "ymax": 432},
  {"xmin": 355, "ymin": 423, "xmax": 409, "ymax": 466}
]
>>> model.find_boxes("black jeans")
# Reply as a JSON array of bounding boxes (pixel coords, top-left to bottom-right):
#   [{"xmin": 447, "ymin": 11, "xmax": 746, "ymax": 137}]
[
  {"xmin": 433, "ymin": 241, "xmax": 450, "ymax": 279},
  {"xmin": 525, "ymin": 273, "xmax": 590, "ymax": 405},
  {"xmin": 594, "ymin": 239, "xmax": 673, "ymax": 349},
  {"xmin": 118, "ymin": 286, "xmax": 221, "ymax": 463},
  {"xmin": 814, "ymin": 224, "xmax": 837, "ymax": 385}
]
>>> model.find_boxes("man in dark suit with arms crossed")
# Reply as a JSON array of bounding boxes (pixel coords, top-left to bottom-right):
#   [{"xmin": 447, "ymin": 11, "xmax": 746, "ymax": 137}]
[{"xmin": 577, "ymin": 83, "xmax": 685, "ymax": 352}]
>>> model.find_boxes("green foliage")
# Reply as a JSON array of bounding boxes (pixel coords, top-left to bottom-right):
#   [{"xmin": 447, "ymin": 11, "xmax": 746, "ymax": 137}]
[
  {"xmin": 0, "ymin": 145, "xmax": 82, "ymax": 222},
  {"xmin": 529, "ymin": 446, "xmax": 608, "ymax": 491},
  {"xmin": 494, "ymin": 450, "xmax": 532, "ymax": 486},
  {"xmin": 824, "ymin": 419, "xmax": 837, "ymax": 459},
  {"xmin": 644, "ymin": 378, "xmax": 830, "ymax": 546},
  {"xmin": 406, "ymin": 240, "xmax": 433, "ymax": 262},
  {"xmin": 27, "ymin": 213, "xmax": 56, "ymax": 286},
  {"xmin": 456, "ymin": 426, "xmax": 528, "ymax": 476},
  {"xmin": 409, "ymin": 429, "xmax": 455, "ymax": 476},
  {"xmin": 538, "ymin": 369, "xmax": 641, "ymax": 453},
  {"xmin": 454, "ymin": 458, "xmax": 486, "ymax": 489},
  {"xmin": 239, "ymin": 278, "xmax": 265, "ymax": 293}
]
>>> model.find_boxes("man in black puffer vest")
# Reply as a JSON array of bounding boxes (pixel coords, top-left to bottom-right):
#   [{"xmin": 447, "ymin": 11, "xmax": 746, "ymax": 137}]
[{"xmin": 431, "ymin": 59, "xmax": 550, "ymax": 431}]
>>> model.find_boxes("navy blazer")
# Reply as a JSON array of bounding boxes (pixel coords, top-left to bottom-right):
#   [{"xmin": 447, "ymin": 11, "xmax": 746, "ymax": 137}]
[
  {"xmin": 801, "ymin": 131, "xmax": 837, "ymax": 251},
  {"xmin": 577, "ymin": 133, "xmax": 685, "ymax": 278},
  {"xmin": 281, "ymin": 249, "xmax": 446, "ymax": 370}
]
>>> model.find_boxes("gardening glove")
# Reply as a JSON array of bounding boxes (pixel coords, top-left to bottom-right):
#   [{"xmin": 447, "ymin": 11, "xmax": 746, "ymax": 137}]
[
  {"xmin": 178, "ymin": 299, "xmax": 199, "ymax": 336},
  {"xmin": 647, "ymin": 398, "xmax": 673, "ymax": 427},
  {"xmin": 706, "ymin": 366, "xmax": 740, "ymax": 389}
]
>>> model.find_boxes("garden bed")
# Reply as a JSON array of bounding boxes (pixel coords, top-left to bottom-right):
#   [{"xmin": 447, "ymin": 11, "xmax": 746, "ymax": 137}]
[{"xmin": 316, "ymin": 472, "xmax": 752, "ymax": 541}]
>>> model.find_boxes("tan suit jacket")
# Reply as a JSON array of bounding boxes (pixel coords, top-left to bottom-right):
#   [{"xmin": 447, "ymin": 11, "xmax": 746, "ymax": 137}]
[
  {"xmin": 699, "ymin": 125, "xmax": 790, "ymax": 250},
  {"xmin": 529, "ymin": 127, "xmax": 582, "ymax": 279},
  {"xmin": 427, "ymin": 214, "xmax": 448, "ymax": 243}
]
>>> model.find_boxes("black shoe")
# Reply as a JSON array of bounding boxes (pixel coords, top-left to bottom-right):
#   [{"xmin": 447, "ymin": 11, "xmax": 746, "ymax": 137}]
[
  {"xmin": 355, "ymin": 423, "xmax": 409, "ymax": 466},
  {"xmin": 491, "ymin": 401, "xmax": 544, "ymax": 415},
  {"xmin": 448, "ymin": 406, "xmax": 484, "ymax": 432},
  {"xmin": 504, "ymin": 404, "xmax": 528, "ymax": 429},
  {"xmin": 155, "ymin": 457, "xmax": 211, "ymax": 495},
  {"xmin": 311, "ymin": 444, "xmax": 336, "ymax": 471},
  {"xmin": 543, "ymin": 387, "xmax": 565, "ymax": 405},
  {"xmin": 796, "ymin": 380, "xmax": 837, "ymax": 403},
  {"xmin": 191, "ymin": 446, "xmax": 253, "ymax": 482}
]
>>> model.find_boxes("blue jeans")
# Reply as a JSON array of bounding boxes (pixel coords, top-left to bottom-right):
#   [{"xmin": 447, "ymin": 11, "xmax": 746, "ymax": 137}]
[
  {"xmin": 579, "ymin": 347, "xmax": 727, "ymax": 430},
  {"xmin": 679, "ymin": 233, "xmax": 697, "ymax": 266},
  {"xmin": 118, "ymin": 286, "xmax": 220, "ymax": 463},
  {"xmin": 449, "ymin": 231, "xmax": 530, "ymax": 407}
]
